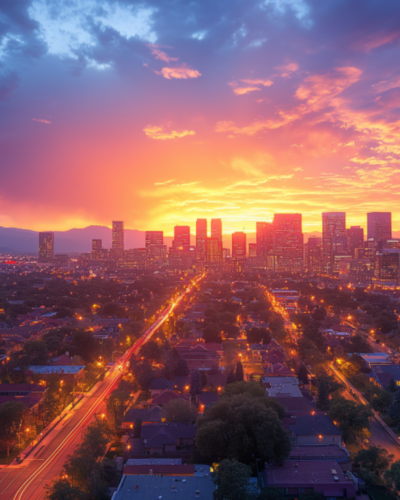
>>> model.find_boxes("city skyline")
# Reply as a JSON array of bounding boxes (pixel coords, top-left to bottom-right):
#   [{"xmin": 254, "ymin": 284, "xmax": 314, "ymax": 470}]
[{"xmin": 1, "ymin": 2, "xmax": 400, "ymax": 234}]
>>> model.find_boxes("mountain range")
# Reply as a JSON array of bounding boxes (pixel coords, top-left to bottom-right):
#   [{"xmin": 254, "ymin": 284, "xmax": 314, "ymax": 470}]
[{"xmin": 2, "ymin": 225, "xmax": 397, "ymax": 255}]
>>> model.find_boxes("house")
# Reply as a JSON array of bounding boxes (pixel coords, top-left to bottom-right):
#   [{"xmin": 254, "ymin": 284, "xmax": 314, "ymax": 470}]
[
  {"xmin": 360, "ymin": 353, "xmax": 391, "ymax": 368},
  {"xmin": 265, "ymin": 460, "xmax": 357, "ymax": 498},
  {"xmin": 175, "ymin": 344, "xmax": 221, "ymax": 371},
  {"xmin": 370, "ymin": 364, "xmax": 400, "ymax": 389},
  {"xmin": 130, "ymin": 423, "xmax": 197, "ymax": 456},
  {"xmin": 264, "ymin": 363, "xmax": 295, "ymax": 377},
  {"xmin": 274, "ymin": 396, "xmax": 316, "ymax": 414},
  {"xmin": 288, "ymin": 445, "xmax": 351, "ymax": 471},
  {"xmin": 123, "ymin": 406, "xmax": 166, "ymax": 429},
  {"xmin": 0, "ymin": 395, "xmax": 44, "ymax": 414},
  {"xmin": 26, "ymin": 365, "xmax": 85, "ymax": 383},
  {"xmin": 150, "ymin": 390, "xmax": 190, "ymax": 408},
  {"xmin": 151, "ymin": 377, "xmax": 175, "ymax": 397},
  {"xmin": 0, "ymin": 383, "xmax": 48, "ymax": 397},
  {"xmin": 196, "ymin": 392, "xmax": 219, "ymax": 412},
  {"xmin": 262, "ymin": 376, "xmax": 303, "ymax": 398},
  {"xmin": 112, "ymin": 475, "xmax": 215, "ymax": 500},
  {"xmin": 289, "ymin": 413, "xmax": 342, "ymax": 445},
  {"xmin": 52, "ymin": 352, "xmax": 73, "ymax": 366}
]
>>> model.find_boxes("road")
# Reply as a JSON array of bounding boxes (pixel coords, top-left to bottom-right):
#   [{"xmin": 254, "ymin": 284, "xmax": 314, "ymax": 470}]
[{"xmin": 0, "ymin": 273, "xmax": 203, "ymax": 500}]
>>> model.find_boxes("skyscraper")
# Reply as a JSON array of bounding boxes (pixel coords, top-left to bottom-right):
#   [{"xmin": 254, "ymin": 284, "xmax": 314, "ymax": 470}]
[
  {"xmin": 112, "ymin": 221, "xmax": 124, "ymax": 259},
  {"xmin": 92, "ymin": 239, "xmax": 102, "ymax": 259},
  {"xmin": 367, "ymin": 212, "xmax": 392, "ymax": 241},
  {"xmin": 211, "ymin": 218, "xmax": 222, "ymax": 261},
  {"xmin": 346, "ymin": 226, "xmax": 364, "ymax": 258},
  {"xmin": 256, "ymin": 222, "xmax": 274, "ymax": 257},
  {"xmin": 273, "ymin": 214, "xmax": 303, "ymax": 271},
  {"xmin": 322, "ymin": 212, "xmax": 346, "ymax": 274},
  {"xmin": 173, "ymin": 226, "xmax": 190, "ymax": 251},
  {"xmin": 232, "ymin": 232, "xmax": 246, "ymax": 260},
  {"xmin": 206, "ymin": 237, "xmax": 222, "ymax": 263},
  {"xmin": 249, "ymin": 243, "xmax": 257, "ymax": 258},
  {"xmin": 305, "ymin": 236, "xmax": 322, "ymax": 273},
  {"xmin": 196, "ymin": 219, "xmax": 207, "ymax": 261},
  {"xmin": 145, "ymin": 231, "xmax": 163, "ymax": 247},
  {"xmin": 39, "ymin": 232, "xmax": 54, "ymax": 262}
]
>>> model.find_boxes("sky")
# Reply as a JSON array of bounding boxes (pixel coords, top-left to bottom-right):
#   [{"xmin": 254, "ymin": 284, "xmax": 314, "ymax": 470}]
[{"xmin": 1, "ymin": 0, "xmax": 400, "ymax": 236}]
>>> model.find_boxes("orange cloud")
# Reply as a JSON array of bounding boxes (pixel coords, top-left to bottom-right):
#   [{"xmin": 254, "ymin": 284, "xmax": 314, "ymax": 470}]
[
  {"xmin": 240, "ymin": 79, "xmax": 273, "ymax": 87},
  {"xmin": 156, "ymin": 66, "xmax": 201, "ymax": 79},
  {"xmin": 147, "ymin": 44, "xmax": 178, "ymax": 63},
  {"xmin": 143, "ymin": 125, "xmax": 196, "ymax": 140},
  {"xmin": 275, "ymin": 62, "xmax": 299, "ymax": 78},
  {"xmin": 229, "ymin": 78, "xmax": 273, "ymax": 95},
  {"xmin": 32, "ymin": 118, "xmax": 51, "ymax": 124},
  {"xmin": 352, "ymin": 32, "xmax": 400, "ymax": 52}
]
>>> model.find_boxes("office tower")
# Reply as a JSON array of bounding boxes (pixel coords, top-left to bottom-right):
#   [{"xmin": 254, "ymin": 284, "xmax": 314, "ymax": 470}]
[
  {"xmin": 367, "ymin": 212, "xmax": 392, "ymax": 241},
  {"xmin": 196, "ymin": 219, "xmax": 207, "ymax": 261},
  {"xmin": 346, "ymin": 226, "xmax": 364, "ymax": 258},
  {"xmin": 206, "ymin": 237, "xmax": 222, "ymax": 263},
  {"xmin": 273, "ymin": 214, "xmax": 303, "ymax": 271},
  {"xmin": 232, "ymin": 232, "xmax": 246, "ymax": 260},
  {"xmin": 374, "ymin": 250, "xmax": 399, "ymax": 285},
  {"xmin": 211, "ymin": 218, "xmax": 222, "ymax": 261},
  {"xmin": 223, "ymin": 248, "xmax": 230, "ymax": 260},
  {"xmin": 38, "ymin": 232, "xmax": 54, "ymax": 262},
  {"xmin": 173, "ymin": 226, "xmax": 190, "ymax": 251},
  {"xmin": 322, "ymin": 212, "xmax": 346, "ymax": 274},
  {"xmin": 145, "ymin": 231, "xmax": 163, "ymax": 247},
  {"xmin": 249, "ymin": 243, "xmax": 257, "ymax": 258},
  {"xmin": 112, "ymin": 221, "xmax": 124, "ymax": 259},
  {"xmin": 304, "ymin": 236, "xmax": 322, "ymax": 273},
  {"xmin": 256, "ymin": 222, "xmax": 274, "ymax": 257},
  {"xmin": 92, "ymin": 239, "xmax": 102, "ymax": 259}
]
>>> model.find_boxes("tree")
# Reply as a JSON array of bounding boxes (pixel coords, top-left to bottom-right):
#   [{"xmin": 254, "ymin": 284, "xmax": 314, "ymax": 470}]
[
  {"xmin": 388, "ymin": 378, "xmax": 398, "ymax": 393},
  {"xmin": 190, "ymin": 369, "xmax": 202, "ymax": 398},
  {"xmin": 355, "ymin": 446, "xmax": 393, "ymax": 476},
  {"xmin": 387, "ymin": 390, "xmax": 400, "ymax": 429},
  {"xmin": 196, "ymin": 394, "xmax": 291, "ymax": 464},
  {"xmin": 165, "ymin": 399, "xmax": 197, "ymax": 425},
  {"xmin": 174, "ymin": 357, "xmax": 190, "ymax": 377},
  {"xmin": 139, "ymin": 340, "xmax": 162, "ymax": 363},
  {"xmin": 106, "ymin": 389, "xmax": 130, "ymax": 430},
  {"xmin": 371, "ymin": 390, "xmax": 393, "ymax": 414},
  {"xmin": 203, "ymin": 324, "xmax": 222, "ymax": 343},
  {"xmin": 222, "ymin": 381, "xmax": 284, "ymax": 418},
  {"xmin": 213, "ymin": 459, "xmax": 252, "ymax": 500},
  {"xmin": 226, "ymin": 369, "xmax": 236, "ymax": 385},
  {"xmin": 328, "ymin": 397, "xmax": 372, "ymax": 442},
  {"xmin": 316, "ymin": 378, "xmax": 330, "ymax": 411},
  {"xmin": 100, "ymin": 302, "xmax": 125, "ymax": 318},
  {"xmin": 0, "ymin": 401, "xmax": 26, "ymax": 456},
  {"xmin": 45, "ymin": 479, "xmax": 86, "ymax": 500},
  {"xmin": 132, "ymin": 361, "xmax": 154, "ymax": 392},
  {"xmin": 385, "ymin": 460, "xmax": 400, "ymax": 492},
  {"xmin": 72, "ymin": 330, "xmax": 99, "ymax": 363},
  {"xmin": 200, "ymin": 371, "xmax": 207, "ymax": 388},
  {"xmin": 298, "ymin": 366, "xmax": 309, "ymax": 385},
  {"xmin": 246, "ymin": 328, "xmax": 271, "ymax": 345},
  {"xmin": 299, "ymin": 491, "xmax": 325, "ymax": 500},
  {"xmin": 235, "ymin": 361, "xmax": 244, "ymax": 382}
]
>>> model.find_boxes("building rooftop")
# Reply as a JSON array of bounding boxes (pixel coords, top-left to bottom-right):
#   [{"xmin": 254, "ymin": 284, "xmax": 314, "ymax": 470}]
[
  {"xmin": 123, "ymin": 464, "xmax": 195, "ymax": 476},
  {"xmin": 290, "ymin": 414, "xmax": 342, "ymax": 436},
  {"xmin": 113, "ymin": 475, "xmax": 215, "ymax": 500},
  {"xmin": 27, "ymin": 365, "xmax": 85, "ymax": 374},
  {"xmin": 288, "ymin": 445, "xmax": 350, "ymax": 462}
]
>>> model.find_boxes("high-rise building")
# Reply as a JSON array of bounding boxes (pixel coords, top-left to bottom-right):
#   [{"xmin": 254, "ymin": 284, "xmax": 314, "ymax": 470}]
[
  {"xmin": 222, "ymin": 248, "xmax": 230, "ymax": 260},
  {"xmin": 322, "ymin": 212, "xmax": 346, "ymax": 274},
  {"xmin": 112, "ymin": 221, "xmax": 124, "ymax": 259},
  {"xmin": 304, "ymin": 236, "xmax": 322, "ymax": 273},
  {"xmin": 92, "ymin": 239, "xmax": 102, "ymax": 259},
  {"xmin": 206, "ymin": 237, "xmax": 222, "ymax": 263},
  {"xmin": 367, "ymin": 212, "xmax": 392, "ymax": 241},
  {"xmin": 211, "ymin": 218, "xmax": 222, "ymax": 261},
  {"xmin": 273, "ymin": 214, "xmax": 303, "ymax": 271},
  {"xmin": 196, "ymin": 219, "xmax": 207, "ymax": 261},
  {"xmin": 249, "ymin": 243, "xmax": 257, "ymax": 258},
  {"xmin": 39, "ymin": 232, "xmax": 54, "ymax": 262},
  {"xmin": 374, "ymin": 250, "xmax": 399, "ymax": 285},
  {"xmin": 145, "ymin": 231, "xmax": 163, "ymax": 248},
  {"xmin": 256, "ymin": 222, "xmax": 274, "ymax": 257},
  {"xmin": 232, "ymin": 232, "xmax": 246, "ymax": 260},
  {"xmin": 173, "ymin": 226, "xmax": 191, "ymax": 251},
  {"xmin": 346, "ymin": 226, "xmax": 364, "ymax": 258}
]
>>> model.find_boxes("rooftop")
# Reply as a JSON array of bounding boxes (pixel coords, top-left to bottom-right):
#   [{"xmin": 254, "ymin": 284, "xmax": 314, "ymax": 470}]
[
  {"xmin": 27, "ymin": 365, "xmax": 85, "ymax": 374},
  {"xmin": 290, "ymin": 414, "xmax": 342, "ymax": 436}
]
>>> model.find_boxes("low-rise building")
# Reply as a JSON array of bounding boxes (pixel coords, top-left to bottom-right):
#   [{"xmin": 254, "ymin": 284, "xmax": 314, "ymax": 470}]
[
  {"xmin": 262, "ymin": 376, "xmax": 302, "ymax": 398},
  {"xmin": 289, "ymin": 413, "xmax": 342, "ymax": 446}
]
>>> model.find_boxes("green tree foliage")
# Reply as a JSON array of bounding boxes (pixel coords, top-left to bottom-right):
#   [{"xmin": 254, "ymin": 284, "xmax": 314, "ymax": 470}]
[
  {"xmin": 131, "ymin": 361, "xmax": 154, "ymax": 391},
  {"xmin": 45, "ymin": 479, "xmax": 86, "ymax": 500},
  {"xmin": 316, "ymin": 378, "xmax": 330, "ymax": 411},
  {"xmin": 72, "ymin": 330, "xmax": 99, "ymax": 363},
  {"xmin": 347, "ymin": 334, "xmax": 372, "ymax": 354},
  {"xmin": 100, "ymin": 302, "xmax": 126, "ymax": 318},
  {"xmin": 165, "ymin": 399, "xmax": 197, "ymax": 425},
  {"xmin": 213, "ymin": 459, "xmax": 252, "ymax": 500},
  {"xmin": 203, "ymin": 324, "xmax": 222, "ymax": 343},
  {"xmin": 226, "ymin": 369, "xmax": 236, "ymax": 385},
  {"xmin": 235, "ymin": 361, "xmax": 244, "ymax": 382},
  {"xmin": 0, "ymin": 401, "xmax": 26, "ymax": 455},
  {"xmin": 139, "ymin": 340, "xmax": 162, "ymax": 363},
  {"xmin": 64, "ymin": 418, "xmax": 111, "ymax": 492},
  {"xmin": 387, "ymin": 390, "xmax": 400, "ymax": 429},
  {"xmin": 384, "ymin": 460, "xmax": 400, "ymax": 492},
  {"xmin": 355, "ymin": 446, "xmax": 393, "ymax": 476},
  {"xmin": 312, "ymin": 306, "xmax": 327, "ymax": 322},
  {"xmin": 23, "ymin": 340, "xmax": 49, "ymax": 365},
  {"xmin": 105, "ymin": 389, "xmax": 130, "ymax": 430},
  {"xmin": 222, "ymin": 381, "xmax": 284, "ymax": 418},
  {"xmin": 196, "ymin": 394, "xmax": 290, "ymax": 464},
  {"xmin": 370, "ymin": 390, "xmax": 393, "ymax": 414},
  {"xmin": 190, "ymin": 369, "xmax": 202, "ymax": 397},
  {"xmin": 328, "ymin": 397, "xmax": 372, "ymax": 442}
]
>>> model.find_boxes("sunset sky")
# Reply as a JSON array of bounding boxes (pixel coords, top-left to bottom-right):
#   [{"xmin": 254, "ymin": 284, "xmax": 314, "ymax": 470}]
[{"xmin": 1, "ymin": 0, "xmax": 400, "ymax": 236}]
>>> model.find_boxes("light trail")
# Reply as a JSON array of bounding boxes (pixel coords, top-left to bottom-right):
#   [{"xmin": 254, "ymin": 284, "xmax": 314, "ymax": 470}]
[{"xmin": 13, "ymin": 273, "xmax": 204, "ymax": 500}]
